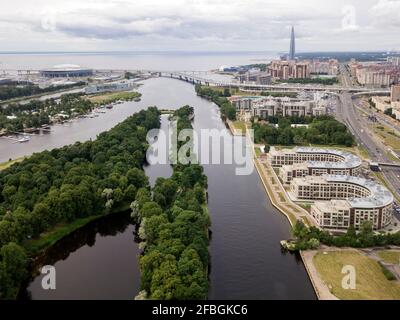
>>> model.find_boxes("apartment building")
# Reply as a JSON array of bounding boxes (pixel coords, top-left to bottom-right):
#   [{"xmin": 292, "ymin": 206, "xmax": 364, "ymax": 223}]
[
  {"xmin": 268, "ymin": 147, "xmax": 362, "ymax": 184},
  {"xmin": 268, "ymin": 60, "xmax": 311, "ymax": 80},
  {"xmin": 290, "ymin": 175, "xmax": 393, "ymax": 230}
]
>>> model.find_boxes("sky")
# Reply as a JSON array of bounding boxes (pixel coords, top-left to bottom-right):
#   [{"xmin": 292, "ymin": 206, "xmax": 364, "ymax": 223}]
[{"xmin": 0, "ymin": 0, "xmax": 399, "ymax": 52}]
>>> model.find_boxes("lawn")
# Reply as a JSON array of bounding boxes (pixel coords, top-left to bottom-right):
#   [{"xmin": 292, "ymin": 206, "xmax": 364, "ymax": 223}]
[
  {"xmin": 87, "ymin": 91, "xmax": 141, "ymax": 105},
  {"xmin": 232, "ymin": 121, "xmax": 247, "ymax": 134},
  {"xmin": 313, "ymin": 251, "xmax": 400, "ymax": 300},
  {"xmin": 277, "ymin": 192, "xmax": 286, "ymax": 202},
  {"xmin": 0, "ymin": 157, "xmax": 25, "ymax": 171},
  {"xmin": 372, "ymin": 124, "xmax": 400, "ymax": 151},
  {"xmin": 377, "ymin": 251, "xmax": 400, "ymax": 265},
  {"xmin": 24, "ymin": 215, "xmax": 102, "ymax": 256}
]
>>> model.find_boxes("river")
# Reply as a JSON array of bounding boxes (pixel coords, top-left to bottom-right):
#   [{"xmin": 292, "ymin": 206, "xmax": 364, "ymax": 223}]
[{"xmin": 15, "ymin": 77, "xmax": 315, "ymax": 300}]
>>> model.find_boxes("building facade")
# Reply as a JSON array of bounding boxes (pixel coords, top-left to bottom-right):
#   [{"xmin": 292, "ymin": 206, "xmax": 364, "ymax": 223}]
[
  {"xmin": 268, "ymin": 147, "xmax": 363, "ymax": 184},
  {"xmin": 268, "ymin": 60, "xmax": 311, "ymax": 80},
  {"xmin": 289, "ymin": 175, "xmax": 393, "ymax": 230},
  {"xmin": 391, "ymin": 85, "xmax": 400, "ymax": 103},
  {"xmin": 228, "ymin": 96, "xmax": 327, "ymax": 119}
]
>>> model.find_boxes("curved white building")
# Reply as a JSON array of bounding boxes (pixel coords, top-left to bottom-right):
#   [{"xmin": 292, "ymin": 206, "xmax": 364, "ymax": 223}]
[
  {"xmin": 290, "ymin": 175, "xmax": 393, "ymax": 230},
  {"xmin": 268, "ymin": 147, "xmax": 363, "ymax": 184}
]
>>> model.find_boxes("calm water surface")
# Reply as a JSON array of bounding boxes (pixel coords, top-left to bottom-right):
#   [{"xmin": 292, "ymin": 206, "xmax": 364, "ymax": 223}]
[
  {"xmin": 15, "ymin": 78, "xmax": 315, "ymax": 300},
  {"xmin": 0, "ymin": 51, "xmax": 277, "ymax": 71}
]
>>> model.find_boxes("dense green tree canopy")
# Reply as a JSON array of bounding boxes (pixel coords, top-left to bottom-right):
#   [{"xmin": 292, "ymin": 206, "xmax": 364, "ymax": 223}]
[
  {"xmin": 135, "ymin": 106, "xmax": 210, "ymax": 300},
  {"xmin": 0, "ymin": 107, "xmax": 161, "ymax": 299}
]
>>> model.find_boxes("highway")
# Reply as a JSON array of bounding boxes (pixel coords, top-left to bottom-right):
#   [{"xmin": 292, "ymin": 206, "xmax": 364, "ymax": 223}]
[
  {"xmin": 337, "ymin": 65, "xmax": 400, "ymax": 200},
  {"xmin": 160, "ymin": 71, "xmax": 390, "ymax": 93}
]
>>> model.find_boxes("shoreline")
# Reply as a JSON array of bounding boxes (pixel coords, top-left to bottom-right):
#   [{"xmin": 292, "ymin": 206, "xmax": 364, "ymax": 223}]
[{"xmin": 229, "ymin": 122, "xmax": 322, "ymax": 300}]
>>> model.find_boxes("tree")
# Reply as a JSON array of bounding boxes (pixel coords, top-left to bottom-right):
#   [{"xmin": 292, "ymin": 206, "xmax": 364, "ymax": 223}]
[
  {"xmin": 0, "ymin": 243, "xmax": 28, "ymax": 299},
  {"xmin": 360, "ymin": 220, "xmax": 373, "ymax": 237},
  {"xmin": 140, "ymin": 202, "xmax": 163, "ymax": 219},
  {"xmin": 293, "ymin": 220, "xmax": 309, "ymax": 239}
]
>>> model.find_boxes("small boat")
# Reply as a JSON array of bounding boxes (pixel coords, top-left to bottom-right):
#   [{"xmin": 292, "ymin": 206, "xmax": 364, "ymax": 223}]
[
  {"xmin": 18, "ymin": 136, "xmax": 30, "ymax": 143},
  {"xmin": 106, "ymin": 105, "xmax": 113, "ymax": 109}
]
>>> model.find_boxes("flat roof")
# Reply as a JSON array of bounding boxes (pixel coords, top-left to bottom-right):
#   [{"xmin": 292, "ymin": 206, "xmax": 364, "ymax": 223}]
[
  {"xmin": 293, "ymin": 175, "xmax": 394, "ymax": 209},
  {"xmin": 271, "ymin": 146, "xmax": 362, "ymax": 170}
]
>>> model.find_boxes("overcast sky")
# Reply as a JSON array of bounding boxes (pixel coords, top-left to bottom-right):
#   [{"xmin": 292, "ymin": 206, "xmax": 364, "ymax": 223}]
[{"xmin": 0, "ymin": 0, "xmax": 399, "ymax": 52}]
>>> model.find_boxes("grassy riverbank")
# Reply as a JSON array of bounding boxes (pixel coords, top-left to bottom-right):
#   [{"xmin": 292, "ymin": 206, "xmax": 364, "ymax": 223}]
[
  {"xmin": 313, "ymin": 250, "xmax": 400, "ymax": 300},
  {"xmin": 0, "ymin": 157, "xmax": 26, "ymax": 171},
  {"xmin": 23, "ymin": 215, "xmax": 103, "ymax": 256},
  {"xmin": 87, "ymin": 91, "xmax": 141, "ymax": 105}
]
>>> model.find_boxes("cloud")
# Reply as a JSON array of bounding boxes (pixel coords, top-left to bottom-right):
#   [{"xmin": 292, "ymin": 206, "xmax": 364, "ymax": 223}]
[
  {"xmin": 370, "ymin": 0, "xmax": 400, "ymax": 28},
  {"xmin": 0, "ymin": 0, "xmax": 399, "ymax": 51},
  {"xmin": 3, "ymin": 0, "xmax": 340, "ymax": 41}
]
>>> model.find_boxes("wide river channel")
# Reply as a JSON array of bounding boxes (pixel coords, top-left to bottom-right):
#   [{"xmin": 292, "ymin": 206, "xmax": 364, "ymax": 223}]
[{"xmin": 10, "ymin": 77, "xmax": 315, "ymax": 300}]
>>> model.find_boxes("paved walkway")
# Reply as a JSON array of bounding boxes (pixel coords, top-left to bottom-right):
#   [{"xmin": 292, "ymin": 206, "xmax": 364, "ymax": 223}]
[
  {"xmin": 255, "ymin": 156, "xmax": 317, "ymax": 227},
  {"xmin": 301, "ymin": 250, "xmax": 339, "ymax": 300}
]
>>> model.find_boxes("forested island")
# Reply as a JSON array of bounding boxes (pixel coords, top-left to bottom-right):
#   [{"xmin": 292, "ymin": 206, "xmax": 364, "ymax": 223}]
[
  {"xmin": 0, "ymin": 107, "xmax": 160, "ymax": 299},
  {"xmin": 133, "ymin": 106, "xmax": 210, "ymax": 300}
]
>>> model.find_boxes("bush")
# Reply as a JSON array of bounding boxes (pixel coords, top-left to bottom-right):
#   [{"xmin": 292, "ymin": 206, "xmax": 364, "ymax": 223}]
[{"xmin": 379, "ymin": 262, "xmax": 397, "ymax": 281}]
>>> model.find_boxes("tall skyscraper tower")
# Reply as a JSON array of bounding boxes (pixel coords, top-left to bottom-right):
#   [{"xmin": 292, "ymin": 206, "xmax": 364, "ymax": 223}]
[{"xmin": 289, "ymin": 26, "xmax": 295, "ymax": 60}]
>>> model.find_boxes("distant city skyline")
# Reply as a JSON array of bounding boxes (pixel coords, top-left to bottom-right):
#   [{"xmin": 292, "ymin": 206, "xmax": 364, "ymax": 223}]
[{"xmin": 0, "ymin": 0, "xmax": 399, "ymax": 52}]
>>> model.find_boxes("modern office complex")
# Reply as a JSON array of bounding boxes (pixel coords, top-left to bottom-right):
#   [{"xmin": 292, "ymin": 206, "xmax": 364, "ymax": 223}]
[
  {"xmin": 228, "ymin": 95, "xmax": 327, "ymax": 118},
  {"xmin": 40, "ymin": 64, "xmax": 94, "ymax": 78},
  {"xmin": 268, "ymin": 147, "xmax": 362, "ymax": 184},
  {"xmin": 290, "ymin": 175, "xmax": 393, "ymax": 230}
]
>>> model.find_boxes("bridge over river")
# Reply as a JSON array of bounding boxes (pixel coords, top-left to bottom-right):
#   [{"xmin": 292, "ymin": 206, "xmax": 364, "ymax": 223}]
[{"xmin": 1, "ymin": 68, "xmax": 390, "ymax": 94}]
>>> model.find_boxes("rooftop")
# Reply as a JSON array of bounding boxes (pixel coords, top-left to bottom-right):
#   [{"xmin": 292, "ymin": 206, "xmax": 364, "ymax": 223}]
[
  {"xmin": 40, "ymin": 64, "xmax": 92, "ymax": 72},
  {"xmin": 271, "ymin": 146, "xmax": 363, "ymax": 170},
  {"xmin": 294, "ymin": 175, "xmax": 394, "ymax": 209}
]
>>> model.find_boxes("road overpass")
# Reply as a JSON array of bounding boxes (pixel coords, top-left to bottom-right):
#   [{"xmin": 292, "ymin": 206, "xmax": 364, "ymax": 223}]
[{"xmin": 159, "ymin": 71, "xmax": 390, "ymax": 93}]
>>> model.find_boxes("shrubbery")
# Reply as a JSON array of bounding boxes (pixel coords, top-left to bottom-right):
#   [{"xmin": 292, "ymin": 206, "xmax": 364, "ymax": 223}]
[
  {"xmin": 253, "ymin": 115, "xmax": 355, "ymax": 147},
  {"xmin": 292, "ymin": 220, "xmax": 400, "ymax": 250},
  {"xmin": 195, "ymin": 85, "xmax": 236, "ymax": 121}
]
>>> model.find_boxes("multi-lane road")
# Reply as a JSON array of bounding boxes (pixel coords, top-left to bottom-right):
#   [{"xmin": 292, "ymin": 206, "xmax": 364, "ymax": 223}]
[{"xmin": 337, "ymin": 64, "xmax": 400, "ymax": 199}]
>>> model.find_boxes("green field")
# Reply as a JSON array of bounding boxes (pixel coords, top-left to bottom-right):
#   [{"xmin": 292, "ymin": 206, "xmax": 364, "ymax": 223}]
[
  {"xmin": 372, "ymin": 124, "xmax": 400, "ymax": 151},
  {"xmin": 23, "ymin": 215, "xmax": 103, "ymax": 255},
  {"xmin": 87, "ymin": 91, "xmax": 141, "ymax": 105},
  {"xmin": 377, "ymin": 251, "xmax": 400, "ymax": 265},
  {"xmin": 232, "ymin": 121, "xmax": 247, "ymax": 134},
  {"xmin": 313, "ymin": 251, "xmax": 400, "ymax": 300},
  {"xmin": 0, "ymin": 157, "xmax": 25, "ymax": 171}
]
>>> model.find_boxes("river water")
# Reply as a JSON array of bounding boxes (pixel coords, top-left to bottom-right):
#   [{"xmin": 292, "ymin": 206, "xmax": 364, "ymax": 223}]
[{"xmin": 13, "ymin": 77, "xmax": 315, "ymax": 300}]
